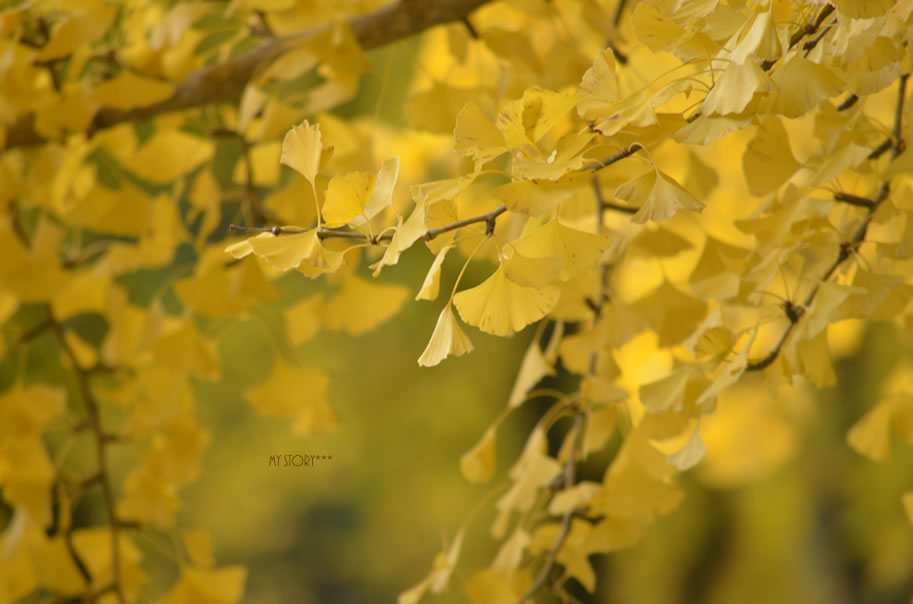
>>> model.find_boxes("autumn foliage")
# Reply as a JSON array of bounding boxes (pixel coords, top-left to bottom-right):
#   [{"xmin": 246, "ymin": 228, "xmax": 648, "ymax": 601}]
[{"xmin": 2, "ymin": 0, "xmax": 913, "ymax": 602}]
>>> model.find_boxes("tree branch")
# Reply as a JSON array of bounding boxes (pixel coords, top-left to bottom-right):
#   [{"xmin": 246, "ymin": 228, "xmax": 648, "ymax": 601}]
[
  {"xmin": 747, "ymin": 73, "xmax": 909, "ymax": 372},
  {"xmin": 517, "ymin": 411, "xmax": 586, "ymax": 604},
  {"xmin": 229, "ymin": 204, "xmax": 508, "ymax": 244},
  {"xmin": 4, "ymin": 0, "xmax": 492, "ymax": 150},
  {"xmin": 50, "ymin": 317, "xmax": 126, "ymax": 604}
]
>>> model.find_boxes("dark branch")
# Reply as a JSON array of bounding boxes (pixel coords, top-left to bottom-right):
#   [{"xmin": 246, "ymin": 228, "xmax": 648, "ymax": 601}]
[
  {"xmin": 517, "ymin": 411, "xmax": 586, "ymax": 604},
  {"xmin": 581, "ymin": 143, "xmax": 643, "ymax": 172},
  {"xmin": 833, "ymin": 192, "xmax": 875, "ymax": 209},
  {"xmin": 229, "ymin": 204, "xmax": 509, "ymax": 243},
  {"xmin": 5, "ymin": 0, "xmax": 492, "ymax": 149},
  {"xmin": 747, "ymin": 73, "xmax": 909, "ymax": 372}
]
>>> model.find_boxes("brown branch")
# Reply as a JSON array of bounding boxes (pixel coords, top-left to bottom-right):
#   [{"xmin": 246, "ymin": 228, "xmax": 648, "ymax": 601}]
[
  {"xmin": 837, "ymin": 94, "xmax": 859, "ymax": 111},
  {"xmin": 517, "ymin": 411, "xmax": 586, "ymax": 604},
  {"xmin": 592, "ymin": 175, "xmax": 638, "ymax": 215},
  {"xmin": 747, "ymin": 73, "xmax": 909, "ymax": 372},
  {"xmin": 833, "ymin": 192, "xmax": 875, "ymax": 209},
  {"xmin": 50, "ymin": 318, "xmax": 126, "ymax": 604},
  {"xmin": 229, "ymin": 204, "xmax": 508, "ymax": 244},
  {"xmin": 581, "ymin": 143, "xmax": 643, "ymax": 172},
  {"xmin": 613, "ymin": 0, "xmax": 629, "ymax": 27},
  {"xmin": 5, "ymin": 0, "xmax": 492, "ymax": 149},
  {"xmin": 868, "ymin": 138, "xmax": 893, "ymax": 160}
]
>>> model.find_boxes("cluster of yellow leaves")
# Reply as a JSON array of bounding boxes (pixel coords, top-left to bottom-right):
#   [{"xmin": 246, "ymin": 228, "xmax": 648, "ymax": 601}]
[{"xmin": 3, "ymin": 0, "xmax": 913, "ymax": 602}]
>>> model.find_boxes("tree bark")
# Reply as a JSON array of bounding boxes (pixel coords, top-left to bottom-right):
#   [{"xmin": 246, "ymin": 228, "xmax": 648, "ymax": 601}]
[{"xmin": 4, "ymin": 0, "xmax": 491, "ymax": 149}]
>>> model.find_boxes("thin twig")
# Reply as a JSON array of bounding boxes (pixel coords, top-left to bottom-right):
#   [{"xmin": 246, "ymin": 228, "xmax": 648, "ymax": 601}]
[
  {"xmin": 517, "ymin": 412, "xmax": 586, "ymax": 604},
  {"xmin": 833, "ymin": 192, "xmax": 875, "ymax": 209},
  {"xmin": 613, "ymin": 0, "xmax": 628, "ymax": 27},
  {"xmin": 229, "ymin": 205, "xmax": 508, "ymax": 243},
  {"xmin": 51, "ymin": 319, "xmax": 127, "ymax": 604},
  {"xmin": 581, "ymin": 143, "xmax": 643, "ymax": 172},
  {"xmin": 592, "ymin": 174, "xmax": 637, "ymax": 214},
  {"xmin": 747, "ymin": 73, "xmax": 909, "ymax": 372}
]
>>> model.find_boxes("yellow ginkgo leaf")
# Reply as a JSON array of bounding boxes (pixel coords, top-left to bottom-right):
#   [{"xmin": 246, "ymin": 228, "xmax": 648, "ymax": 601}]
[
  {"xmin": 283, "ymin": 293, "xmax": 323, "ymax": 345},
  {"xmin": 322, "ymin": 172, "xmax": 376, "ymax": 228},
  {"xmin": 577, "ymin": 49, "xmax": 620, "ymax": 119},
  {"xmin": 847, "ymin": 398, "xmax": 896, "ymax": 462},
  {"xmin": 36, "ymin": 8, "xmax": 117, "ymax": 61},
  {"xmin": 742, "ymin": 116, "xmax": 800, "ymax": 195},
  {"xmin": 496, "ymin": 88, "xmax": 578, "ymax": 148},
  {"xmin": 280, "ymin": 119, "xmax": 322, "ymax": 185},
  {"xmin": 666, "ymin": 421, "xmax": 706, "ymax": 470},
  {"xmin": 92, "ymin": 72, "xmax": 175, "ymax": 110},
  {"xmin": 507, "ymin": 336, "xmax": 555, "ymax": 408},
  {"xmin": 730, "ymin": 10, "xmax": 781, "ymax": 64},
  {"xmin": 453, "ymin": 102, "xmax": 508, "ymax": 165},
  {"xmin": 614, "ymin": 168, "xmax": 704, "ymax": 224},
  {"xmin": 320, "ymin": 275, "xmax": 408, "ymax": 335},
  {"xmin": 416, "ymin": 246, "xmax": 452, "ymax": 302},
  {"xmin": 493, "ymin": 172, "xmax": 587, "ymax": 217},
  {"xmin": 833, "ymin": 0, "xmax": 894, "ymax": 18},
  {"xmin": 360, "ymin": 157, "xmax": 400, "ymax": 222},
  {"xmin": 245, "ymin": 229, "xmax": 343, "ymax": 275},
  {"xmin": 512, "ymin": 218, "xmax": 611, "ymax": 281},
  {"xmin": 417, "ymin": 303, "xmax": 475, "ymax": 367},
  {"xmin": 244, "ymin": 360, "xmax": 335, "ymax": 433},
  {"xmin": 126, "ymin": 130, "xmax": 213, "ymax": 184},
  {"xmin": 702, "ymin": 60, "xmax": 774, "ymax": 116},
  {"xmin": 502, "ymin": 248, "xmax": 561, "ymax": 289},
  {"xmin": 632, "ymin": 280, "xmax": 708, "ymax": 347},
  {"xmin": 460, "ymin": 428, "xmax": 496, "ymax": 483},
  {"xmin": 453, "ymin": 265, "xmax": 560, "ymax": 336},
  {"xmin": 768, "ymin": 54, "xmax": 843, "ymax": 118}
]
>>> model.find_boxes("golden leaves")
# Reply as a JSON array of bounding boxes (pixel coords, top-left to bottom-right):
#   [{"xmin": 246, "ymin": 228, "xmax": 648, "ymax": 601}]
[
  {"xmin": 454, "ymin": 266, "xmax": 560, "ymax": 337},
  {"xmin": 280, "ymin": 119, "xmax": 324, "ymax": 186},
  {"xmin": 244, "ymin": 360, "xmax": 338, "ymax": 435},
  {"xmin": 418, "ymin": 303, "xmax": 475, "ymax": 367}
]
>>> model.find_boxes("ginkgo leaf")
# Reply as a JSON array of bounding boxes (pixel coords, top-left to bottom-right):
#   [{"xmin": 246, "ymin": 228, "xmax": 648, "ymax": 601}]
[
  {"xmin": 833, "ymin": 0, "xmax": 894, "ymax": 18},
  {"xmin": 666, "ymin": 421, "xmax": 707, "ymax": 470},
  {"xmin": 512, "ymin": 218, "xmax": 611, "ymax": 281},
  {"xmin": 496, "ymin": 88, "xmax": 578, "ymax": 148},
  {"xmin": 416, "ymin": 246, "xmax": 452, "ymax": 302},
  {"xmin": 768, "ymin": 54, "xmax": 843, "ymax": 118},
  {"xmin": 244, "ymin": 360, "xmax": 336, "ymax": 434},
  {"xmin": 502, "ymin": 248, "xmax": 561, "ymax": 289},
  {"xmin": 360, "ymin": 157, "xmax": 400, "ymax": 222},
  {"xmin": 460, "ymin": 428, "xmax": 496, "ymax": 483},
  {"xmin": 633, "ymin": 281, "xmax": 708, "ymax": 347},
  {"xmin": 507, "ymin": 336, "xmax": 555, "ymax": 408},
  {"xmin": 742, "ymin": 117, "xmax": 800, "ymax": 196},
  {"xmin": 283, "ymin": 293, "xmax": 323, "ymax": 345},
  {"xmin": 280, "ymin": 119, "xmax": 323, "ymax": 185},
  {"xmin": 453, "ymin": 102, "xmax": 508, "ymax": 165},
  {"xmin": 453, "ymin": 266, "xmax": 560, "ymax": 336},
  {"xmin": 320, "ymin": 276, "xmax": 409, "ymax": 335},
  {"xmin": 245, "ymin": 230, "xmax": 344, "ymax": 275},
  {"xmin": 322, "ymin": 172, "xmax": 376, "ymax": 228},
  {"xmin": 702, "ymin": 60, "xmax": 774, "ymax": 116},
  {"xmin": 614, "ymin": 167, "xmax": 704, "ymax": 224},
  {"xmin": 92, "ymin": 72, "xmax": 175, "ymax": 110},
  {"xmin": 577, "ymin": 49, "xmax": 620, "ymax": 119},
  {"xmin": 493, "ymin": 173, "xmax": 587, "ymax": 216},
  {"xmin": 730, "ymin": 10, "xmax": 781, "ymax": 64},
  {"xmin": 417, "ymin": 304, "xmax": 475, "ymax": 367},
  {"xmin": 126, "ymin": 130, "xmax": 213, "ymax": 184}
]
